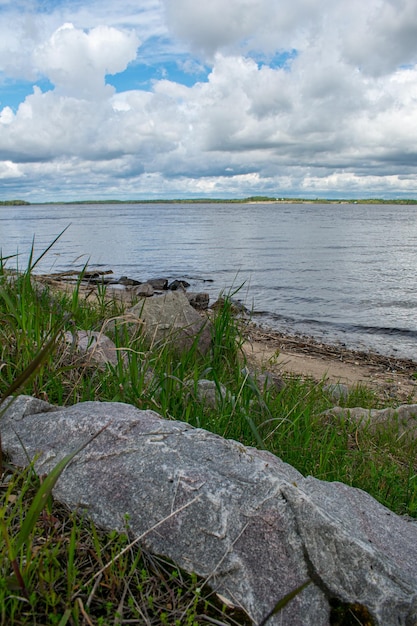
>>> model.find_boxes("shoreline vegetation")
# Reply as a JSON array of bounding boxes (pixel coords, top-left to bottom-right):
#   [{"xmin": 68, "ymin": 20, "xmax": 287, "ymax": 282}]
[
  {"xmin": 1, "ymin": 257, "xmax": 417, "ymax": 624},
  {"xmin": 2, "ymin": 196, "xmax": 417, "ymax": 206}
]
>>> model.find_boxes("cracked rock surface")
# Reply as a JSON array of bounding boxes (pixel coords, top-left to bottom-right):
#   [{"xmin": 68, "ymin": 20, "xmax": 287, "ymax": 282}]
[{"xmin": 2, "ymin": 396, "xmax": 417, "ymax": 625}]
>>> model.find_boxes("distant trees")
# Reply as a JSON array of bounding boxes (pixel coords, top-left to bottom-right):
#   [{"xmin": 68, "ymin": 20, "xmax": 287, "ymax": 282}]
[
  {"xmin": 0, "ymin": 200, "xmax": 30, "ymax": 205},
  {"xmin": 244, "ymin": 196, "xmax": 277, "ymax": 202}
]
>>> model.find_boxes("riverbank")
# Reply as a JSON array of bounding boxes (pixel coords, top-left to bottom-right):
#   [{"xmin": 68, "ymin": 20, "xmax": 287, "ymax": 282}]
[
  {"xmin": 34, "ymin": 271, "xmax": 417, "ymax": 403},
  {"xmin": 243, "ymin": 324, "xmax": 417, "ymax": 403}
]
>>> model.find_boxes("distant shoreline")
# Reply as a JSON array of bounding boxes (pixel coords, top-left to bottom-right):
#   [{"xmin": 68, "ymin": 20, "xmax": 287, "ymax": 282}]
[{"xmin": 2, "ymin": 197, "xmax": 417, "ymax": 206}]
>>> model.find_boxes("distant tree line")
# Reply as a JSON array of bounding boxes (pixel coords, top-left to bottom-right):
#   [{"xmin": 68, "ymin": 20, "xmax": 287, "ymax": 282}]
[
  {"xmin": 2, "ymin": 197, "xmax": 417, "ymax": 206},
  {"xmin": 0, "ymin": 200, "xmax": 30, "ymax": 205}
]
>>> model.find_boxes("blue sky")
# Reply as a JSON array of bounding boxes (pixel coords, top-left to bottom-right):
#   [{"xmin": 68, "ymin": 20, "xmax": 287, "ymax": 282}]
[{"xmin": 1, "ymin": 0, "xmax": 417, "ymax": 201}]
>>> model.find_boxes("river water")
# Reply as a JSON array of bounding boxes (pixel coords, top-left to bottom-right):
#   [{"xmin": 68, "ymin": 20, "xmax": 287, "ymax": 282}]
[{"xmin": 1, "ymin": 202, "xmax": 417, "ymax": 361}]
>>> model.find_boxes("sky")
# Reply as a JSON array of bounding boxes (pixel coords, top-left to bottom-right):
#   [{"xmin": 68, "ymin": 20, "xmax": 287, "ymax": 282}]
[{"xmin": 1, "ymin": 0, "xmax": 417, "ymax": 202}]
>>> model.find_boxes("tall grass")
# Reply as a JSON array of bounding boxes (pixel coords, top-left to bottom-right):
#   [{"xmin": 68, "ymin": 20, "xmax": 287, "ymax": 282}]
[{"xmin": 1, "ymin": 249, "xmax": 417, "ymax": 624}]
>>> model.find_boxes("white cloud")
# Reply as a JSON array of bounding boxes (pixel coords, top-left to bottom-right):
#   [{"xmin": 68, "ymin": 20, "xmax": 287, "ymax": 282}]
[
  {"xmin": 0, "ymin": 160, "xmax": 23, "ymax": 179},
  {"xmin": 1, "ymin": 0, "xmax": 417, "ymax": 200},
  {"xmin": 0, "ymin": 106, "xmax": 14, "ymax": 125},
  {"xmin": 33, "ymin": 23, "xmax": 139, "ymax": 99},
  {"xmin": 162, "ymin": 0, "xmax": 338, "ymax": 57},
  {"xmin": 162, "ymin": 0, "xmax": 264, "ymax": 56},
  {"xmin": 0, "ymin": 1, "xmax": 162, "ymax": 81},
  {"xmin": 341, "ymin": 0, "xmax": 417, "ymax": 76}
]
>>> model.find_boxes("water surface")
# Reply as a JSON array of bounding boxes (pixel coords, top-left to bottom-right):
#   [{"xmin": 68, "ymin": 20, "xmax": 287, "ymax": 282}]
[{"xmin": 1, "ymin": 202, "xmax": 417, "ymax": 360}]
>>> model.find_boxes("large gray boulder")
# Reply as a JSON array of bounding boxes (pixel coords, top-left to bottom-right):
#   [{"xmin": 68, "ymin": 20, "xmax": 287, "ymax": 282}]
[
  {"xmin": 2, "ymin": 396, "xmax": 417, "ymax": 626},
  {"xmin": 129, "ymin": 290, "xmax": 212, "ymax": 356}
]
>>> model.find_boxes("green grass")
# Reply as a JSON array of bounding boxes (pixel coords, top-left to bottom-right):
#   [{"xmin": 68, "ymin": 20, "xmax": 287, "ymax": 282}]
[
  {"xmin": 0, "ymin": 465, "xmax": 250, "ymax": 626},
  {"xmin": 1, "ymin": 250, "xmax": 417, "ymax": 625}
]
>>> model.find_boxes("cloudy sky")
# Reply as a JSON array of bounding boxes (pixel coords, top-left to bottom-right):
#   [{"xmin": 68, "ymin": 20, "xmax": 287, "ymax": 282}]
[{"xmin": 1, "ymin": 0, "xmax": 417, "ymax": 202}]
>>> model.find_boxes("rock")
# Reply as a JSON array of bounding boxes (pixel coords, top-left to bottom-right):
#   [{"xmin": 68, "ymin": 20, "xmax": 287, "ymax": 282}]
[
  {"xmin": 129, "ymin": 291, "xmax": 212, "ymax": 356},
  {"xmin": 186, "ymin": 292, "xmax": 210, "ymax": 310},
  {"xmin": 1, "ymin": 394, "xmax": 59, "ymax": 419},
  {"xmin": 282, "ymin": 478, "xmax": 417, "ymax": 625},
  {"xmin": 168, "ymin": 279, "xmax": 190, "ymax": 291},
  {"xmin": 192, "ymin": 378, "xmax": 231, "ymax": 408},
  {"xmin": 146, "ymin": 278, "xmax": 168, "ymax": 290},
  {"xmin": 242, "ymin": 367, "xmax": 286, "ymax": 393},
  {"xmin": 85, "ymin": 275, "xmax": 115, "ymax": 285},
  {"xmin": 63, "ymin": 330, "xmax": 122, "ymax": 367},
  {"xmin": 257, "ymin": 371, "xmax": 286, "ymax": 393},
  {"xmin": 2, "ymin": 396, "xmax": 417, "ymax": 626},
  {"xmin": 323, "ymin": 383, "xmax": 349, "ymax": 402},
  {"xmin": 211, "ymin": 297, "xmax": 250, "ymax": 315},
  {"xmin": 83, "ymin": 271, "xmax": 112, "ymax": 280},
  {"xmin": 323, "ymin": 404, "xmax": 417, "ymax": 438},
  {"xmin": 119, "ymin": 276, "xmax": 142, "ymax": 286},
  {"xmin": 132, "ymin": 283, "xmax": 154, "ymax": 297}
]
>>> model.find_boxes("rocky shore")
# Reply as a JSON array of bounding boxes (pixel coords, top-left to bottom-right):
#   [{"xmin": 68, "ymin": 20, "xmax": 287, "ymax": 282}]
[{"xmin": 35, "ymin": 268, "xmax": 417, "ymax": 403}]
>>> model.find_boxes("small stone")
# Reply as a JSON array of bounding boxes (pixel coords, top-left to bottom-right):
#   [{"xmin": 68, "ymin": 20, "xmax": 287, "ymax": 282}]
[
  {"xmin": 323, "ymin": 383, "xmax": 349, "ymax": 402},
  {"xmin": 323, "ymin": 403, "xmax": 417, "ymax": 439},
  {"xmin": 146, "ymin": 278, "xmax": 168, "ymax": 290},
  {"xmin": 186, "ymin": 292, "xmax": 210, "ymax": 310},
  {"xmin": 132, "ymin": 283, "xmax": 154, "ymax": 297},
  {"xmin": 119, "ymin": 276, "xmax": 142, "ymax": 286},
  {"xmin": 168, "ymin": 279, "xmax": 190, "ymax": 291},
  {"xmin": 63, "ymin": 330, "xmax": 122, "ymax": 367},
  {"xmin": 192, "ymin": 378, "xmax": 231, "ymax": 408}
]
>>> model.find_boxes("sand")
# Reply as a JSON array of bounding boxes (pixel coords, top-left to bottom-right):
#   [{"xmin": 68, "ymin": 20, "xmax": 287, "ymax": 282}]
[{"xmin": 243, "ymin": 324, "xmax": 417, "ymax": 403}]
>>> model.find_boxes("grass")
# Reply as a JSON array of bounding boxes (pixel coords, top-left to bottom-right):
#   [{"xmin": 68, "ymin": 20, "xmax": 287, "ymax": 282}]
[
  {"xmin": 0, "ymin": 465, "xmax": 251, "ymax": 626},
  {"xmin": 1, "ymin": 249, "xmax": 417, "ymax": 625}
]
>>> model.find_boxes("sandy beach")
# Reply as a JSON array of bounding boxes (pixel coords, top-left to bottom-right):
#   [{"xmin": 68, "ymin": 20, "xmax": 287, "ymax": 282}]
[{"xmin": 243, "ymin": 323, "xmax": 417, "ymax": 403}]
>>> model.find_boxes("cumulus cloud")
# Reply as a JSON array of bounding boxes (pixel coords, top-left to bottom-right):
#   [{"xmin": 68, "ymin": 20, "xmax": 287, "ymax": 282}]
[
  {"xmin": 33, "ymin": 23, "xmax": 139, "ymax": 98},
  {"xmin": 0, "ymin": 1, "xmax": 160, "ymax": 81},
  {"xmin": 0, "ymin": 0, "xmax": 417, "ymax": 200}
]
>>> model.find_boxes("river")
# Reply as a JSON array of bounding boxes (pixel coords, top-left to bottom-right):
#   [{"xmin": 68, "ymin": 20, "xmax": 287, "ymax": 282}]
[{"xmin": 1, "ymin": 202, "xmax": 417, "ymax": 361}]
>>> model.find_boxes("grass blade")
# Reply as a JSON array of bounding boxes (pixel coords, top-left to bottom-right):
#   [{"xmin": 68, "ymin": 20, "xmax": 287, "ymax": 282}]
[
  {"xmin": 57, "ymin": 609, "xmax": 72, "ymax": 626},
  {"xmin": 13, "ymin": 423, "xmax": 109, "ymax": 556},
  {"xmin": 257, "ymin": 580, "xmax": 311, "ymax": 626},
  {"xmin": 29, "ymin": 225, "xmax": 71, "ymax": 272},
  {"xmin": 0, "ymin": 328, "xmax": 61, "ymax": 405}
]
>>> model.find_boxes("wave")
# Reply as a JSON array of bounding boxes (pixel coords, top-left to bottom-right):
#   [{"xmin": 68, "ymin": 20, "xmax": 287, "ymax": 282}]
[
  {"xmin": 349, "ymin": 323, "xmax": 417, "ymax": 338},
  {"xmin": 265, "ymin": 312, "xmax": 417, "ymax": 340}
]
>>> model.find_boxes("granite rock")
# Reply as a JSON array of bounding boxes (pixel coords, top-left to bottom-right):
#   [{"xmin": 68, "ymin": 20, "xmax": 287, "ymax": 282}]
[
  {"xmin": 129, "ymin": 290, "xmax": 212, "ymax": 356},
  {"xmin": 2, "ymin": 396, "xmax": 417, "ymax": 625}
]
